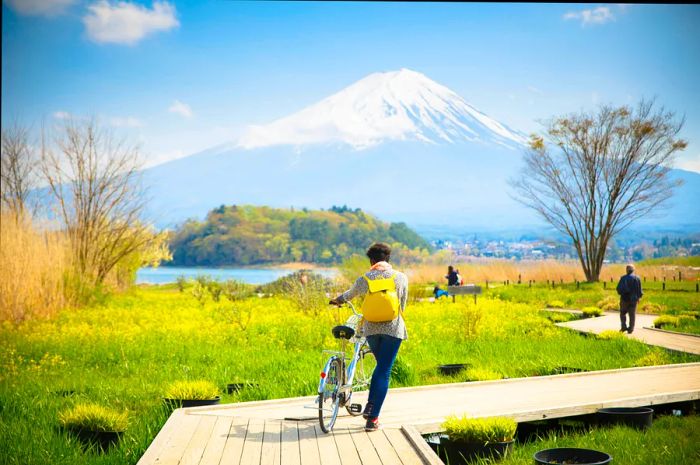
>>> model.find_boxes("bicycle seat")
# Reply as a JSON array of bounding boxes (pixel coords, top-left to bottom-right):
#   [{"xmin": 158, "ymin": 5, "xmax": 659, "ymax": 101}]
[{"xmin": 332, "ymin": 325, "xmax": 355, "ymax": 340}]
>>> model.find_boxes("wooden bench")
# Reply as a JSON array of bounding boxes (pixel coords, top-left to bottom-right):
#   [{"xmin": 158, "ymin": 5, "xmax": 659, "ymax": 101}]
[{"xmin": 447, "ymin": 284, "xmax": 482, "ymax": 303}]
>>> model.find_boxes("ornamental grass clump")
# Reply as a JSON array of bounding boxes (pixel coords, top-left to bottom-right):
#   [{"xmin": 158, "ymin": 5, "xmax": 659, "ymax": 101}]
[
  {"xmin": 442, "ymin": 415, "xmax": 517, "ymax": 444},
  {"xmin": 597, "ymin": 330, "xmax": 626, "ymax": 340},
  {"xmin": 597, "ymin": 296, "xmax": 619, "ymax": 311},
  {"xmin": 582, "ymin": 307, "xmax": 603, "ymax": 317},
  {"xmin": 636, "ymin": 350, "xmax": 672, "ymax": 367},
  {"xmin": 463, "ymin": 367, "xmax": 502, "ymax": 382},
  {"xmin": 58, "ymin": 403, "xmax": 128, "ymax": 432},
  {"xmin": 164, "ymin": 380, "xmax": 220, "ymax": 400},
  {"xmin": 547, "ymin": 300, "xmax": 565, "ymax": 308},
  {"xmin": 654, "ymin": 315, "xmax": 680, "ymax": 328}
]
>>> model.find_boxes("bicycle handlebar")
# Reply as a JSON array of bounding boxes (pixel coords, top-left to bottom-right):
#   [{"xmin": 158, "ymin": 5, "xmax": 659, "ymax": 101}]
[{"xmin": 329, "ymin": 300, "xmax": 360, "ymax": 316}]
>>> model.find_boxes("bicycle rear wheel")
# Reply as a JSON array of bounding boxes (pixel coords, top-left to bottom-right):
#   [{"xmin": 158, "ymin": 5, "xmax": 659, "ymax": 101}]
[{"xmin": 318, "ymin": 356, "xmax": 344, "ymax": 433}]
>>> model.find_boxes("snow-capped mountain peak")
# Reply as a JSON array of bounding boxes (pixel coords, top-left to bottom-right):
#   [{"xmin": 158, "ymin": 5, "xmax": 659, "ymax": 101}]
[{"xmin": 237, "ymin": 68, "xmax": 527, "ymax": 150}]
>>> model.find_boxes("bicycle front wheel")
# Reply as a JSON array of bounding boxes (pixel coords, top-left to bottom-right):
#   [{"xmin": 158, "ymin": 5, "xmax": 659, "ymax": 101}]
[{"xmin": 318, "ymin": 356, "xmax": 344, "ymax": 433}]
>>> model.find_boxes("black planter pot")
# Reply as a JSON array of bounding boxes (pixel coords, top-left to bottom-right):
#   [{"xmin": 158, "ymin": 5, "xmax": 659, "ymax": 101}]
[
  {"xmin": 597, "ymin": 407, "xmax": 653, "ymax": 429},
  {"xmin": 426, "ymin": 434, "xmax": 513, "ymax": 463},
  {"xmin": 163, "ymin": 396, "xmax": 221, "ymax": 409},
  {"xmin": 534, "ymin": 447, "xmax": 612, "ymax": 465},
  {"xmin": 67, "ymin": 428, "xmax": 123, "ymax": 452},
  {"xmin": 438, "ymin": 364, "xmax": 470, "ymax": 376}
]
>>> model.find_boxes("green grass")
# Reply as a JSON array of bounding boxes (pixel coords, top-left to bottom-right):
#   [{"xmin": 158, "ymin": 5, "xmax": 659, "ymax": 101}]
[
  {"xmin": 58, "ymin": 403, "xmax": 128, "ymax": 432},
  {"xmin": 442, "ymin": 415, "xmax": 517, "ymax": 443},
  {"xmin": 1, "ymin": 286, "xmax": 698, "ymax": 464},
  {"xmin": 467, "ymin": 415, "xmax": 700, "ymax": 465}
]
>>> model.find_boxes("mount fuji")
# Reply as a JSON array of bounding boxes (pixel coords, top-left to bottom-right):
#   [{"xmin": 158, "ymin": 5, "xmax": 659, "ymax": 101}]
[{"xmin": 143, "ymin": 69, "xmax": 700, "ymax": 236}]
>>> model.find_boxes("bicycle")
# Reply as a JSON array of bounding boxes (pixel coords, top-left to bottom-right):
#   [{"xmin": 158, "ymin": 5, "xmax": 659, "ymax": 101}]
[{"xmin": 316, "ymin": 302, "xmax": 373, "ymax": 433}]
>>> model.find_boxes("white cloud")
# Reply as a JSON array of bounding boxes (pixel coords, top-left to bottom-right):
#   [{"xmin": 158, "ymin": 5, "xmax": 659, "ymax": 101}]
[
  {"xmin": 527, "ymin": 86, "xmax": 543, "ymax": 95},
  {"xmin": 4, "ymin": 0, "xmax": 75, "ymax": 16},
  {"xmin": 83, "ymin": 1, "xmax": 179, "ymax": 45},
  {"xmin": 53, "ymin": 111, "xmax": 72, "ymax": 120},
  {"xmin": 110, "ymin": 116, "xmax": 143, "ymax": 127},
  {"xmin": 563, "ymin": 6, "xmax": 615, "ymax": 26},
  {"xmin": 168, "ymin": 100, "xmax": 193, "ymax": 118}
]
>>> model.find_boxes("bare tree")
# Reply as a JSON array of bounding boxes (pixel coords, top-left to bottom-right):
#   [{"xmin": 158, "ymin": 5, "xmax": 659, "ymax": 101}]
[
  {"xmin": 40, "ymin": 118, "xmax": 156, "ymax": 286},
  {"xmin": 511, "ymin": 100, "xmax": 687, "ymax": 282},
  {"xmin": 1, "ymin": 121, "xmax": 37, "ymax": 218}
]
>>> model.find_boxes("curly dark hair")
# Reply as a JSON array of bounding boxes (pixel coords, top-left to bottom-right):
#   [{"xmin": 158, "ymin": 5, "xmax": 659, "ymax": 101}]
[{"xmin": 366, "ymin": 242, "xmax": 391, "ymax": 263}]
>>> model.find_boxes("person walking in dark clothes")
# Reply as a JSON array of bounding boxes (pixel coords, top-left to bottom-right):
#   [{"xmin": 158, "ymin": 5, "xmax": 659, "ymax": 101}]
[{"xmin": 616, "ymin": 264, "xmax": 643, "ymax": 334}]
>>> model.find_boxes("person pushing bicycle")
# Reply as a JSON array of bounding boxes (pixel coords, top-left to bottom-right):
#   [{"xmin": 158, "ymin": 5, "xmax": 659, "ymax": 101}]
[{"xmin": 329, "ymin": 242, "xmax": 408, "ymax": 432}]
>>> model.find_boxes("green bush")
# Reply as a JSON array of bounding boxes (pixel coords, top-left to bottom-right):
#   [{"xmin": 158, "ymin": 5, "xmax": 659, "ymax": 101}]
[
  {"xmin": 597, "ymin": 296, "xmax": 619, "ymax": 311},
  {"xmin": 640, "ymin": 302, "xmax": 663, "ymax": 314},
  {"xmin": 654, "ymin": 315, "xmax": 680, "ymax": 328},
  {"xmin": 582, "ymin": 307, "xmax": 603, "ymax": 317},
  {"xmin": 164, "ymin": 380, "xmax": 220, "ymax": 400},
  {"xmin": 441, "ymin": 415, "xmax": 517, "ymax": 444},
  {"xmin": 58, "ymin": 403, "xmax": 128, "ymax": 432},
  {"xmin": 597, "ymin": 330, "xmax": 626, "ymax": 340},
  {"xmin": 636, "ymin": 350, "xmax": 672, "ymax": 367},
  {"xmin": 176, "ymin": 275, "xmax": 188, "ymax": 292},
  {"xmin": 547, "ymin": 300, "xmax": 565, "ymax": 308}
]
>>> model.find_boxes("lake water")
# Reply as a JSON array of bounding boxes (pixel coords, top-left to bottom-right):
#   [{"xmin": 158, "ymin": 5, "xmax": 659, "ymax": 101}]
[{"xmin": 136, "ymin": 266, "xmax": 338, "ymax": 285}]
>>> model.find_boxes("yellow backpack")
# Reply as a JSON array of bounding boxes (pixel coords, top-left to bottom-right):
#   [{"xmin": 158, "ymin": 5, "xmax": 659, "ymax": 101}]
[{"xmin": 361, "ymin": 273, "xmax": 400, "ymax": 323}]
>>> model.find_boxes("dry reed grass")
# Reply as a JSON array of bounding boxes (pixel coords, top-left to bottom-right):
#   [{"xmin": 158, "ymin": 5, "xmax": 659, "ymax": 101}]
[
  {"xmin": 403, "ymin": 259, "xmax": 699, "ymax": 285},
  {"xmin": 0, "ymin": 212, "xmax": 70, "ymax": 323}
]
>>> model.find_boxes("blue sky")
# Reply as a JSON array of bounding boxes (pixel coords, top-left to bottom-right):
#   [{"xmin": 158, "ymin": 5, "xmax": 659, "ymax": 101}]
[{"xmin": 3, "ymin": 1, "xmax": 700, "ymax": 171}]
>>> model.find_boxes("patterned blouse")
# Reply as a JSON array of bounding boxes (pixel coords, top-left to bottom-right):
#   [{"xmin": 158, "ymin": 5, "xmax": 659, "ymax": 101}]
[{"xmin": 337, "ymin": 265, "xmax": 408, "ymax": 340}]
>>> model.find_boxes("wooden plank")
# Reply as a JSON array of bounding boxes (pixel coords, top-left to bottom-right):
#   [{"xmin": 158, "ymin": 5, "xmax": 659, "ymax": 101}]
[
  {"xmin": 239, "ymin": 417, "xmax": 265, "ymax": 465},
  {"xmin": 219, "ymin": 417, "xmax": 250, "ymax": 465},
  {"xmin": 316, "ymin": 425, "xmax": 342, "ymax": 465},
  {"xmin": 367, "ymin": 427, "xmax": 404, "ymax": 465},
  {"xmin": 297, "ymin": 423, "xmax": 321, "ymax": 465},
  {"xmin": 400, "ymin": 425, "xmax": 443, "ymax": 465},
  {"xmin": 179, "ymin": 415, "xmax": 217, "ymax": 465},
  {"xmin": 331, "ymin": 426, "xmax": 362, "ymax": 465},
  {"xmin": 383, "ymin": 428, "xmax": 425, "ymax": 465},
  {"xmin": 152, "ymin": 413, "xmax": 202, "ymax": 465},
  {"xmin": 349, "ymin": 428, "xmax": 383, "ymax": 465},
  {"xmin": 198, "ymin": 415, "xmax": 234, "ymax": 465},
  {"xmin": 136, "ymin": 409, "xmax": 185, "ymax": 465},
  {"xmin": 280, "ymin": 421, "xmax": 301, "ymax": 465},
  {"xmin": 447, "ymin": 285, "xmax": 481, "ymax": 295},
  {"xmin": 260, "ymin": 420, "xmax": 282, "ymax": 465}
]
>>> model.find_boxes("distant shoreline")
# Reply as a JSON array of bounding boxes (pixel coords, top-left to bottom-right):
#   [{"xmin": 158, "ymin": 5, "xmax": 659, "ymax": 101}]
[{"xmin": 157, "ymin": 262, "xmax": 336, "ymax": 271}]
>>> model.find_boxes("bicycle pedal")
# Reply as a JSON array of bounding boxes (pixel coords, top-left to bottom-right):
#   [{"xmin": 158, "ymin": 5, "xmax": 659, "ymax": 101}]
[{"xmin": 349, "ymin": 403, "xmax": 362, "ymax": 413}]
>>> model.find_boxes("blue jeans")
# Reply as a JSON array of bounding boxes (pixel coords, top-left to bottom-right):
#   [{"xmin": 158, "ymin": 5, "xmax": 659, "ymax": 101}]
[{"xmin": 365, "ymin": 334, "xmax": 402, "ymax": 419}]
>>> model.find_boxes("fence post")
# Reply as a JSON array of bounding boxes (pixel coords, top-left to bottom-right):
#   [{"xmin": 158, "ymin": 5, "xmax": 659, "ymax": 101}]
[
  {"xmin": 654, "ymin": 276, "xmax": 657, "ymax": 282},
  {"xmin": 518, "ymin": 274, "xmax": 522, "ymax": 284},
  {"xmin": 679, "ymin": 271, "xmax": 682, "ymax": 281},
  {"xmin": 485, "ymin": 280, "xmax": 489, "ymax": 289},
  {"xmin": 576, "ymin": 281, "xmax": 580, "ymax": 289},
  {"xmin": 552, "ymin": 280, "xmax": 555, "ymax": 289},
  {"xmin": 560, "ymin": 278, "xmax": 563, "ymax": 285},
  {"xmin": 529, "ymin": 280, "xmax": 532, "ymax": 288},
  {"xmin": 604, "ymin": 281, "xmax": 607, "ymax": 289},
  {"xmin": 696, "ymin": 282, "xmax": 699, "ymax": 293},
  {"xmin": 662, "ymin": 282, "xmax": 666, "ymax": 291}
]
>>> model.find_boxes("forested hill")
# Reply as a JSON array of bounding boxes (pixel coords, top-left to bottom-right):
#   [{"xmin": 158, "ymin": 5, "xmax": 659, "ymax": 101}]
[{"xmin": 167, "ymin": 205, "xmax": 431, "ymax": 266}]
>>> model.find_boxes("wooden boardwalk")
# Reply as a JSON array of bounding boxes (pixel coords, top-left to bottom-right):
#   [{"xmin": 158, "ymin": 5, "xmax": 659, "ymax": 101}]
[
  {"xmin": 137, "ymin": 363, "xmax": 700, "ymax": 465},
  {"xmin": 557, "ymin": 312, "xmax": 700, "ymax": 355}
]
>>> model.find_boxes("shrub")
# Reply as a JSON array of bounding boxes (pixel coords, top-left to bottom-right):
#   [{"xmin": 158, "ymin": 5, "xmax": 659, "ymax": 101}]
[
  {"xmin": 207, "ymin": 281, "xmax": 223, "ymax": 302},
  {"xmin": 547, "ymin": 300, "xmax": 565, "ymax": 308},
  {"xmin": 582, "ymin": 307, "xmax": 603, "ymax": 317},
  {"xmin": 640, "ymin": 302, "xmax": 663, "ymax": 314},
  {"xmin": 597, "ymin": 330, "xmax": 626, "ymax": 340},
  {"xmin": 544, "ymin": 312, "xmax": 576, "ymax": 323},
  {"xmin": 164, "ymin": 380, "xmax": 220, "ymax": 400},
  {"xmin": 654, "ymin": 315, "xmax": 680, "ymax": 328},
  {"xmin": 441, "ymin": 415, "xmax": 517, "ymax": 444},
  {"xmin": 636, "ymin": 350, "xmax": 672, "ymax": 367},
  {"xmin": 597, "ymin": 296, "xmax": 619, "ymax": 311},
  {"xmin": 190, "ymin": 281, "xmax": 207, "ymax": 307},
  {"xmin": 59, "ymin": 403, "xmax": 128, "ymax": 432},
  {"xmin": 221, "ymin": 279, "xmax": 254, "ymax": 302},
  {"xmin": 175, "ymin": 275, "xmax": 188, "ymax": 292}
]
